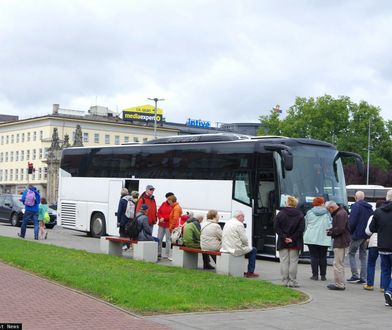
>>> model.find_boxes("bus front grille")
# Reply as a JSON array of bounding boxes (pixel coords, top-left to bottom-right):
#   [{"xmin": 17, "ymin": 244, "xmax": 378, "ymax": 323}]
[{"xmin": 60, "ymin": 202, "xmax": 76, "ymax": 227}]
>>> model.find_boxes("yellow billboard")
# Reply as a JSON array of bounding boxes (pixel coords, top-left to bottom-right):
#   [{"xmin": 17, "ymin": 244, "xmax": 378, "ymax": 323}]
[{"xmin": 123, "ymin": 105, "xmax": 164, "ymax": 122}]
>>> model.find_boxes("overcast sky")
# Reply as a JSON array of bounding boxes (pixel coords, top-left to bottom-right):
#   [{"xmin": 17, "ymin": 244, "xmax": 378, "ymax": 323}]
[{"xmin": 1, "ymin": 0, "xmax": 392, "ymax": 126}]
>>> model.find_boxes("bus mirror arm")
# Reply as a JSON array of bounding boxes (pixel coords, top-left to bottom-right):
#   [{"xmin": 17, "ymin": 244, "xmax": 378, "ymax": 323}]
[
  {"xmin": 264, "ymin": 145, "xmax": 293, "ymax": 171},
  {"xmin": 333, "ymin": 151, "xmax": 365, "ymax": 176}
]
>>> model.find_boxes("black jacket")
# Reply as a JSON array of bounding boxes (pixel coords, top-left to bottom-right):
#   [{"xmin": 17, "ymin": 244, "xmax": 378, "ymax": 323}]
[
  {"xmin": 369, "ymin": 201, "xmax": 392, "ymax": 252},
  {"xmin": 274, "ymin": 207, "xmax": 305, "ymax": 251}
]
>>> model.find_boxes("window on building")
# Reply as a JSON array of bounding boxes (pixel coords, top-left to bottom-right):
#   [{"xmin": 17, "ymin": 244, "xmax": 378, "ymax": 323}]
[
  {"xmin": 133, "ymin": 137, "xmax": 139, "ymax": 142},
  {"xmin": 0, "ymin": 152, "xmax": 3, "ymax": 162},
  {"xmin": 38, "ymin": 167, "xmax": 42, "ymax": 180},
  {"xmin": 5, "ymin": 169, "xmax": 8, "ymax": 181},
  {"xmin": 44, "ymin": 167, "xmax": 48, "ymax": 179},
  {"xmin": 105, "ymin": 134, "xmax": 110, "ymax": 144},
  {"xmin": 1, "ymin": 136, "xmax": 3, "ymax": 145},
  {"xmin": 26, "ymin": 150, "xmax": 30, "ymax": 160},
  {"xmin": 124, "ymin": 136, "xmax": 129, "ymax": 143},
  {"xmin": 16, "ymin": 133, "xmax": 19, "ymax": 143},
  {"xmin": 21, "ymin": 133, "xmax": 25, "ymax": 142},
  {"xmin": 40, "ymin": 130, "xmax": 43, "ymax": 140},
  {"xmin": 5, "ymin": 152, "xmax": 8, "ymax": 162},
  {"xmin": 94, "ymin": 133, "xmax": 100, "ymax": 143},
  {"xmin": 15, "ymin": 151, "xmax": 19, "ymax": 161},
  {"xmin": 32, "ymin": 171, "xmax": 35, "ymax": 180},
  {"xmin": 11, "ymin": 134, "xmax": 14, "ymax": 143},
  {"xmin": 15, "ymin": 169, "xmax": 19, "ymax": 181},
  {"xmin": 10, "ymin": 169, "xmax": 13, "ymax": 181},
  {"xmin": 10, "ymin": 151, "xmax": 13, "ymax": 162},
  {"xmin": 39, "ymin": 148, "xmax": 43, "ymax": 159},
  {"xmin": 20, "ymin": 168, "xmax": 24, "ymax": 181},
  {"xmin": 6, "ymin": 135, "xmax": 9, "ymax": 144},
  {"xmin": 33, "ymin": 131, "xmax": 37, "ymax": 141},
  {"xmin": 83, "ymin": 132, "xmax": 89, "ymax": 143},
  {"xmin": 27, "ymin": 132, "xmax": 31, "ymax": 142},
  {"xmin": 0, "ymin": 169, "xmax": 2, "ymax": 181},
  {"xmin": 21, "ymin": 150, "xmax": 24, "ymax": 161},
  {"xmin": 114, "ymin": 135, "xmax": 120, "ymax": 145},
  {"xmin": 32, "ymin": 149, "xmax": 36, "ymax": 160},
  {"xmin": 44, "ymin": 148, "xmax": 49, "ymax": 158}
]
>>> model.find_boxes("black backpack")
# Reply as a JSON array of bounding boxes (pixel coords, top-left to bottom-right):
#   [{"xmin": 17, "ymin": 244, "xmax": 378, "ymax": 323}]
[{"xmin": 128, "ymin": 214, "xmax": 142, "ymax": 240}]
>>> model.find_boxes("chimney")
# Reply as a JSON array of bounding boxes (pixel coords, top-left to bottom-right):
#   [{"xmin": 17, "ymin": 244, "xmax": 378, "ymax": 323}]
[{"xmin": 53, "ymin": 104, "xmax": 60, "ymax": 114}]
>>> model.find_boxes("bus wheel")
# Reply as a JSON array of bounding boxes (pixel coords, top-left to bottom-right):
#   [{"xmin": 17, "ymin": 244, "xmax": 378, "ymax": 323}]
[{"xmin": 90, "ymin": 213, "xmax": 106, "ymax": 238}]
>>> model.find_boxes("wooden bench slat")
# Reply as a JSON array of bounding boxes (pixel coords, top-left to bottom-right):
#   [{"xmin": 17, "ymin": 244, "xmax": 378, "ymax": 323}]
[
  {"xmin": 105, "ymin": 236, "xmax": 138, "ymax": 244},
  {"xmin": 179, "ymin": 246, "xmax": 221, "ymax": 256}
]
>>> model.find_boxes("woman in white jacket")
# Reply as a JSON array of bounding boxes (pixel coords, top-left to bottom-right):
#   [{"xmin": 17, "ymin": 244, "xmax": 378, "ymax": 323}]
[{"xmin": 201, "ymin": 210, "xmax": 222, "ymax": 264}]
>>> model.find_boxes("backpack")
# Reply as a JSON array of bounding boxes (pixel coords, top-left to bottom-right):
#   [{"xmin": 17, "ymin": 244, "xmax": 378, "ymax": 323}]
[
  {"xmin": 123, "ymin": 197, "xmax": 135, "ymax": 219},
  {"xmin": 128, "ymin": 215, "xmax": 142, "ymax": 240},
  {"xmin": 25, "ymin": 189, "xmax": 36, "ymax": 206},
  {"xmin": 43, "ymin": 211, "xmax": 50, "ymax": 224},
  {"xmin": 171, "ymin": 224, "xmax": 184, "ymax": 245}
]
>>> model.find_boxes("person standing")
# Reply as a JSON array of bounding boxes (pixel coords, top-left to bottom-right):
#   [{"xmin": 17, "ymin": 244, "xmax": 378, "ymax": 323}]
[
  {"xmin": 117, "ymin": 188, "xmax": 132, "ymax": 251},
  {"xmin": 157, "ymin": 192, "xmax": 175, "ymax": 259},
  {"xmin": 364, "ymin": 200, "xmax": 384, "ymax": 291},
  {"xmin": 304, "ymin": 197, "xmax": 332, "ymax": 281},
  {"xmin": 221, "ymin": 210, "xmax": 259, "ymax": 278},
  {"xmin": 38, "ymin": 197, "xmax": 49, "ymax": 240},
  {"xmin": 274, "ymin": 195, "xmax": 305, "ymax": 287},
  {"xmin": 326, "ymin": 201, "xmax": 350, "ymax": 290},
  {"xmin": 136, "ymin": 185, "xmax": 157, "ymax": 226},
  {"xmin": 18, "ymin": 184, "xmax": 41, "ymax": 240},
  {"xmin": 369, "ymin": 190, "xmax": 392, "ymax": 307},
  {"xmin": 347, "ymin": 191, "xmax": 373, "ymax": 284}
]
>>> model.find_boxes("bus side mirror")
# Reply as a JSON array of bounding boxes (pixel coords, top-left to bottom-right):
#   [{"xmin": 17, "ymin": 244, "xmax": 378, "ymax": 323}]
[{"xmin": 335, "ymin": 151, "xmax": 365, "ymax": 176}]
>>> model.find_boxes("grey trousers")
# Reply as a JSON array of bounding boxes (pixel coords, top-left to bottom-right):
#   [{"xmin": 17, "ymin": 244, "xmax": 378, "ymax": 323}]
[
  {"xmin": 333, "ymin": 248, "xmax": 346, "ymax": 288},
  {"xmin": 348, "ymin": 238, "xmax": 367, "ymax": 280},
  {"xmin": 158, "ymin": 226, "xmax": 172, "ymax": 257},
  {"xmin": 279, "ymin": 249, "xmax": 299, "ymax": 281}
]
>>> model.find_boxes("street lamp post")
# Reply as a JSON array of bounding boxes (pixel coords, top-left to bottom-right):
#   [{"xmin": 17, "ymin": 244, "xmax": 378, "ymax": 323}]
[
  {"xmin": 147, "ymin": 97, "xmax": 165, "ymax": 139},
  {"xmin": 366, "ymin": 119, "xmax": 371, "ymax": 185}
]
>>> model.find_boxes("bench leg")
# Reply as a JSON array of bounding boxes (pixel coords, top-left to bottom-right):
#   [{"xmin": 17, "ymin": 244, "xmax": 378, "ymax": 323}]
[
  {"xmin": 172, "ymin": 246, "xmax": 198, "ymax": 269},
  {"xmin": 216, "ymin": 253, "xmax": 245, "ymax": 277},
  {"xmin": 100, "ymin": 237, "xmax": 122, "ymax": 256},
  {"xmin": 132, "ymin": 241, "xmax": 158, "ymax": 263}
]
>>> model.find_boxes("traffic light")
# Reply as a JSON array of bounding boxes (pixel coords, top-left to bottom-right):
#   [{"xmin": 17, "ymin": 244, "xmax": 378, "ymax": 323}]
[{"xmin": 28, "ymin": 162, "xmax": 34, "ymax": 174}]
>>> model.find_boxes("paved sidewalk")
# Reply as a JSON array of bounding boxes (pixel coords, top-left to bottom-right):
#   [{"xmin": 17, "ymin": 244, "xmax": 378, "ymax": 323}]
[{"xmin": 0, "ymin": 262, "xmax": 168, "ymax": 330}]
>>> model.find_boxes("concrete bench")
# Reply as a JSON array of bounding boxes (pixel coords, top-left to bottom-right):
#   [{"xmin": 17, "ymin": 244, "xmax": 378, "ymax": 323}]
[
  {"xmin": 172, "ymin": 245, "xmax": 245, "ymax": 277},
  {"xmin": 100, "ymin": 236, "xmax": 158, "ymax": 263}
]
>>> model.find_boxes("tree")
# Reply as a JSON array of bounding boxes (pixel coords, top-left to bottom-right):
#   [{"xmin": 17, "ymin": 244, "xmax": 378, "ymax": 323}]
[{"xmin": 258, "ymin": 95, "xmax": 392, "ymax": 185}]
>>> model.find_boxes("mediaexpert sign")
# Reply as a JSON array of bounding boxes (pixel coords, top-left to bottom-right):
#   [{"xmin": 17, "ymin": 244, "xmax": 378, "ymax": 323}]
[{"xmin": 122, "ymin": 105, "xmax": 163, "ymax": 123}]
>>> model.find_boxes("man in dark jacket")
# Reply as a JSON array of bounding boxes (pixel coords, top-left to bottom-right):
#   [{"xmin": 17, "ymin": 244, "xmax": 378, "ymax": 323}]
[
  {"xmin": 326, "ymin": 201, "xmax": 350, "ymax": 290},
  {"xmin": 347, "ymin": 191, "xmax": 373, "ymax": 284},
  {"xmin": 369, "ymin": 190, "xmax": 392, "ymax": 307},
  {"xmin": 18, "ymin": 184, "xmax": 41, "ymax": 240}
]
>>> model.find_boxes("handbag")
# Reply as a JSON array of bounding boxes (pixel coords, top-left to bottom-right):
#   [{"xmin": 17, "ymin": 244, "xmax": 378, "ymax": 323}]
[{"xmin": 171, "ymin": 224, "xmax": 184, "ymax": 245}]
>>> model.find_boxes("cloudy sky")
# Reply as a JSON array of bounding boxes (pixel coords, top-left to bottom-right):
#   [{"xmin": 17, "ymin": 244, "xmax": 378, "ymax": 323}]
[{"xmin": 1, "ymin": 0, "xmax": 392, "ymax": 126}]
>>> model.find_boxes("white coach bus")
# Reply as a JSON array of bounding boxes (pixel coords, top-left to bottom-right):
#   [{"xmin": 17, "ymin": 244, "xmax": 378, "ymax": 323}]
[{"xmin": 58, "ymin": 133, "xmax": 363, "ymax": 258}]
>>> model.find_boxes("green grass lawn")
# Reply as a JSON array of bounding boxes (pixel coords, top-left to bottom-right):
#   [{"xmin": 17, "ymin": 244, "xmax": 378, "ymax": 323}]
[{"xmin": 0, "ymin": 236, "xmax": 307, "ymax": 315}]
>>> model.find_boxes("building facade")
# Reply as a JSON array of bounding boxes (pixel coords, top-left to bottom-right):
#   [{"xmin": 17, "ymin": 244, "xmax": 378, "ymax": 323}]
[{"xmin": 0, "ymin": 104, "xmax": 179, "ymax": 201}]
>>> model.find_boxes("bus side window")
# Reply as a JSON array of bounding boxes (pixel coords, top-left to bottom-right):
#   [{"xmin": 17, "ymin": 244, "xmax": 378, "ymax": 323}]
[{"xmin": 234, "ymin": 172, "xmax": 251, "ymax": 205}]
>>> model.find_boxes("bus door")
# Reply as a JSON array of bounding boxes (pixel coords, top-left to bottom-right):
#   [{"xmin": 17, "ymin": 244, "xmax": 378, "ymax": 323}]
[
  {"xmin": 108, "ymin": 180, "xmax": 124, "ymax": 235},
  {"xmin": 253, "ymin": 171, "xmax": 277, "ymax": 256}
]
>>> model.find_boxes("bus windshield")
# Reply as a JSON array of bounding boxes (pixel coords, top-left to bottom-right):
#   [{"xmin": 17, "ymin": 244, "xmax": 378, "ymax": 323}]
[{"xmin": 276, "ymin": 145, "xmax": 347, "ymax": 206}]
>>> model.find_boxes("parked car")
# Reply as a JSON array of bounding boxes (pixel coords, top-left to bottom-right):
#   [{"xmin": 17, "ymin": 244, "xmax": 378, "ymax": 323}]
[{"xmin": 0, "ymin": 194, "xmax": 57, "ymax": 229}]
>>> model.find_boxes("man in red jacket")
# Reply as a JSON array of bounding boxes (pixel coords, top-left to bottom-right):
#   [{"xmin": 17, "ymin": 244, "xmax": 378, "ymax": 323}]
[
  {"xmin": 157, "ymin": 192, "xmax": 174, "ymax": 259},
  {"xmin": 136, "ymin": 185, "xmax": 157, "ymax": 226}
]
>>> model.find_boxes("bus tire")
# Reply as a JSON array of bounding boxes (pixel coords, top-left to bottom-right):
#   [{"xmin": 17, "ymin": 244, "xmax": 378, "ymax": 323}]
[{"xmin": 90, "ymin": 212, "xmax": 106, "ymax": 238}]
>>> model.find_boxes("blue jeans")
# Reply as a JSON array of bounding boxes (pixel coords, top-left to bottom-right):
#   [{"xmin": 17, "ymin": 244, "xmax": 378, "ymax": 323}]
[
  {"xmin": 348, "ymin": 238, "xmax": 367, "ymax": 281},
  {"xmin": 245, "ymin": 247, "xmax": 257, "ymax": 273},
  {"xmin": 20, "ymin": 211, "xmax": 39, "ymax": 239},
  {"xmin": 380, "ymin": 254, "xmax": 392, "ymax": 293},
  {"xmin": 366, "ymin": 247, "xmax": 380, "ymax": 287}
]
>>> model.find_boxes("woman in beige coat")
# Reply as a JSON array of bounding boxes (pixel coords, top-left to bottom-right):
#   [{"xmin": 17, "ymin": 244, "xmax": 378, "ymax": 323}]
[{"xmin": 201, "ymin": 210, "xmax": 222, "ymax": 264}]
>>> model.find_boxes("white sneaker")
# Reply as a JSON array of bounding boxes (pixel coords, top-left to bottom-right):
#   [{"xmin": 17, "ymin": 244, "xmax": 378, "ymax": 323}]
[
  {"xmin": 122, "ymin": 246, "xmax": 128, "ymax": 251},
  {"xmin": 168, "ymin": 257, "xmax": 173, "ymax": 261}
]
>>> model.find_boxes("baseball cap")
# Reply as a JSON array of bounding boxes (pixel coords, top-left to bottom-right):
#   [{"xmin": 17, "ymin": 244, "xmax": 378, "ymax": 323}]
[
  {"xmin": 146, "ymin": 185, "xmax": 155, "ymax": 190},
  {"xmin": 140, "ymin": 204, "xmax": 149, "ymax": 210}
]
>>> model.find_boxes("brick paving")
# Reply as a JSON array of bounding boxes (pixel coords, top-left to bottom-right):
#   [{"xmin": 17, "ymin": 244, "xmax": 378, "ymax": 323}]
[{"xmin": 0, "ymin": 262, "xmax": 169, "ymax": 330}]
